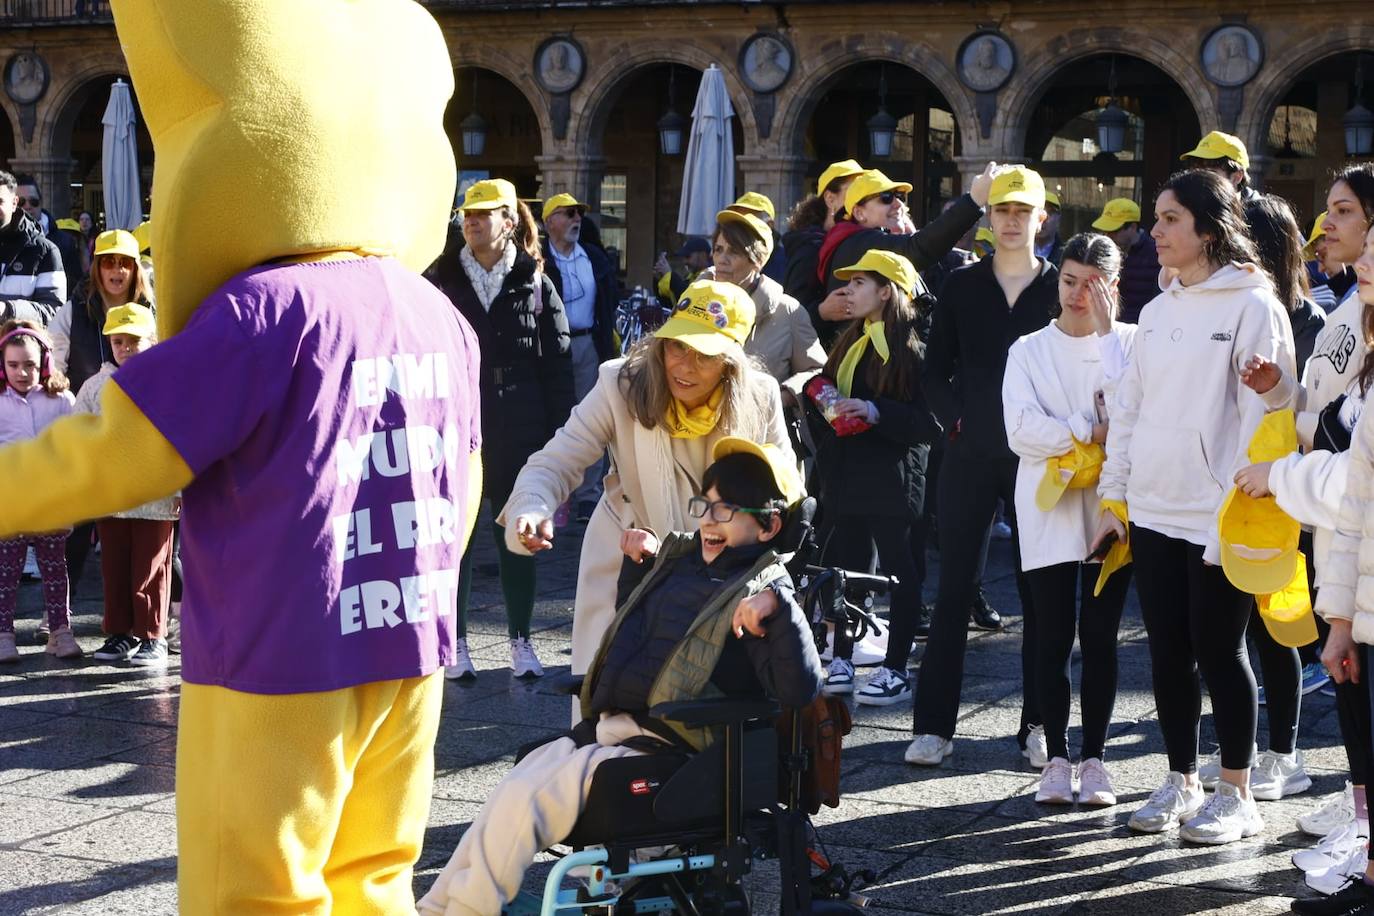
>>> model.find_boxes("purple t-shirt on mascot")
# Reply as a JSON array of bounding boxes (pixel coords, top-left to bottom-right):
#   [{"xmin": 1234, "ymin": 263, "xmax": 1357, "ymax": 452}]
[{"xmin": 116, "ymin": 257, "xmax": 480, "ymax": 694}]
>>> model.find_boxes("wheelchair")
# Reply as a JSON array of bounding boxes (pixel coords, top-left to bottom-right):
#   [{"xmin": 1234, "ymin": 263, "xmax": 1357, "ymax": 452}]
[{"xmin": 517, "ymin": 497, "xmax": 890, "ymax": 915}]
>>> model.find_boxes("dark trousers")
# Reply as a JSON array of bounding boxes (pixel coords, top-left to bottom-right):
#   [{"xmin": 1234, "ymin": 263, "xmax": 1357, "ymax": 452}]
[
  {"xmin": 1343, "ymin": 643, "xmax": 1374, "ymax": 785},
  {"xmin": 1249, "ymin": 605, "xmax": 1301, "ymax": 755},
  {"xmin": 1131, "ymin": 525, "xmax": 1257, "ymax": 773},
  {"xmin": 831, "ymin": 515, "xmax": 923, "ymax": 671},
  {"xmin": 66, "ymin": 522, "xmax": 96, "ymax": 587},
  {"xmin": 1027, "ymin": 561, "xmax": 1131, "ymax": 761},
  {"xmin": 913, "ymin": 445, "xmax": 1038, "ymax": 741},
  {"xmin": 97, "ymin": 518, "xmax": 175, "ymax": 641}
]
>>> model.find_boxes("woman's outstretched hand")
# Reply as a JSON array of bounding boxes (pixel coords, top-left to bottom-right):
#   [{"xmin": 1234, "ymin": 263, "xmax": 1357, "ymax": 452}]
[{"xmin": 513, "ymin": 514, "xmax": 555, "ymax": 553}]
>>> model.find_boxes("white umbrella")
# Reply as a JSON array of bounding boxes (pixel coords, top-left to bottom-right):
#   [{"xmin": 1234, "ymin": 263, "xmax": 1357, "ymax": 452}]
[
  {"xmin": 676, "ymin": 64, "xmax": 735, "ymax": 237},
  {"xmin": 101, "ymin": 78, "xmax": 143, "ymax": 231}
]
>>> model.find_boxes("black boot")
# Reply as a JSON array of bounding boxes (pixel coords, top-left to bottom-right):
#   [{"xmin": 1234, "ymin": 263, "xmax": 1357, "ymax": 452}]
[{"xmin": 969, "ymin": 590, "xmax": 1003, "ymax": 631}]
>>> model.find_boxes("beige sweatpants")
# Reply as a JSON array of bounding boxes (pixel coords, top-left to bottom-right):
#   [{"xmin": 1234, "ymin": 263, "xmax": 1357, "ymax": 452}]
[{"xmin": 416, "ymin": 713, "xmax": 655, "ymax": 916}]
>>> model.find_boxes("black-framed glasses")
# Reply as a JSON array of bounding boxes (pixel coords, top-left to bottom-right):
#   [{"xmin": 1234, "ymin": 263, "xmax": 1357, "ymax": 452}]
[
  {"xmin": 688, "ymin": 496, "xmax": 772, "ymax": 523},
  {"xmin": 16, "ymin": 196, "xmax": 39, "ymax": 207},
  {"xmin": 869, "ymin": 190, "xmax": 906, "ymax": 206},
  {"xmin": 556, "ymin": 207, "xmax": 583, "ymax": 220}
]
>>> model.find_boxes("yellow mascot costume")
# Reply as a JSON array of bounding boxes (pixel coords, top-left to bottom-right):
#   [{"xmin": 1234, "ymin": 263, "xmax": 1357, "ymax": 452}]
[{"xmin": 0, "ymin": 1, "xmax": 480, "ymax": 912}]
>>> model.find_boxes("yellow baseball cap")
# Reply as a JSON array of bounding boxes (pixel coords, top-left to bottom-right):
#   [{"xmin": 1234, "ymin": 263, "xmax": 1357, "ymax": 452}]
[
  {"xmin": 655, "ymin": 278, "xmax": 756, "ymax": 359},
  {"xmin": 93, "ymin": 229, "xmax": 141, "ymax": 260},
  {"xmin": 1034, "ymin": 439, "xmax": 1105, "ymax": 512},
  {"xmin": 987, "ymin": 166, "xmax": 1046, "ymax": 208},
  {"xmin": 712, "ymin": 435, "xmax": 803, "ymax": 506},
  {"xmin": 844, "ymin": 170, "xmax": 913, "ymax": 217},
  {"xmin": 1255, "ymin": 555, "xmax": 1318, "ymax": 648},
  {"xmin": 715, "ymin": 209, "xmax": 774, "ymax": 262},
  {"xmin": 975, "ymin": 227, "xmax": 996, "ymax": 245},
  {"xmin": 102, "ymin": 303, "xmax": 157, "ymax": 338},
  {"xmin": 132, "ymin": 220, "xmax": 152, "ymax": 253},
  {"xmin": 1181, "ymin": 130, "xmax": 1250, "ymax": 171},
  {"xmin": 541, "ymin": 192, "xmax": 586, "ymax": 222},
  {"xmin": 1044, "ymin": 191, "xmax": 1061, "ymax": 209},
  {"xmin": 730, "ymin": 192, "xmax": 775, "ymax": 222},
  {"xmin": 56, "ymin": 218, "xmax": 82, "ymax": 233},
  {"xmin": 460, "ymin": 178, "xmax": 518, "ymax": 212},
  {"xmin": 817, "ymin": 159, "xmax": 865, "ymax": 196},
  {"xmin": 1220, "ymin": 410, "xmax": 1301, "ymax": 596},
  {"xmin": 833, "ymin": 249, "xmax": 918, "ymax": 297},
  {"xmin": 1091, "ymin": 198, "xmax": 1142, "ymax": 232},
  {"xmin": 1303, "ymin": 211, "xmax": 1327, "ymax": 258}
]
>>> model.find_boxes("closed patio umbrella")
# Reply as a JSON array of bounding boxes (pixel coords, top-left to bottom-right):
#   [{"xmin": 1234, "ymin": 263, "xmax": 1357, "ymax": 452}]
[
  {"xmin": 102, "ymin": 78, "xmax": 143, "ymax": 231},
  {"xmin": 676, "ymin": 64, "xmax": 735, "ymax": 238}
]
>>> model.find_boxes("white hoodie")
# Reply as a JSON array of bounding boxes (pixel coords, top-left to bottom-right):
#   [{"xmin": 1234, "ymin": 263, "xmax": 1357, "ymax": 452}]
[
  {"xmin": 1098, "ymin": 263, "xmax": 1296, "ymax": 562},
  {"xmin": 1004, "ymin": 321, "xmax": 1137, "ymax": 571},
  {"xmin": 1262, "ymin": 286, "xmax": 1365, "ymax": 449}
]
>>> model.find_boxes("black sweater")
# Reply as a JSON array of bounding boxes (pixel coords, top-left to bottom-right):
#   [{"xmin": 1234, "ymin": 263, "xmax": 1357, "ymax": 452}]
[{"xmin": 923, "ymin": 256, "xmax": 1058, "ymax": 456}]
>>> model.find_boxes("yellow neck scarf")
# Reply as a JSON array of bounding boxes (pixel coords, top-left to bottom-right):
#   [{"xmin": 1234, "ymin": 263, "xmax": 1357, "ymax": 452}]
[
  {"xmin": 836, "ymin": 319, "xmax": 890, "ymax": 397},
  {"xmin": 665, "ymin": 385, "xmax": 725, "ymax": 439}
]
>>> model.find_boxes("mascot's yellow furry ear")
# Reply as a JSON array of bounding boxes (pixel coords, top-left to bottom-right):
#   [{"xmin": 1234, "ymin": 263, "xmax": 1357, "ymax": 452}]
[{"xmin": 111, "ymin": 0, "xmax": 457, "ymax": 339}]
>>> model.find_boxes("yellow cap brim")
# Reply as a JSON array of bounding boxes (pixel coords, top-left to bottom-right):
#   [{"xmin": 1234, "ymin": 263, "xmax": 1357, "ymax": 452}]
[
  {"xmin": 1035, "ymin": 465, "xmax": 1073, "ymax": 512},
  {"xmin": 1221, "ymin": 543, "xmax": 1298, "ymax": 596},
  {"xmin": 712, "ymin": 435, "xmax": 802, "ymax": 505},
  {"xmin": 1259, "ymin": 611, "xmax": 1318, "ymax": 648},
  {"xmin": 461, "ymin": 200, "xmax": 510, "ymax": 212},
  {"xmin": 989, "ymin": 191, "xmax": 1045, "ymax": 208},
  {"xmin": 654, "ymin": 318, "xmax": 742, "ymax": 358},
  {"xmin": 1091, "ymin": 216, "xmax": 1126, "ymax": 232}
]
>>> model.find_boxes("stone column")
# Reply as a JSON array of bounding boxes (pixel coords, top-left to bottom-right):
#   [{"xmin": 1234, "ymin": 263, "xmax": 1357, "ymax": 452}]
[
  {"xmin": 535, "ymin": 153, "xmax": 607, "ymax": 209},
  {"xmin": 735, "ymin": 153, "xmax": 810, "ymax": 219},
  {"xmin": 1246, "ymin": 154, "xmax": 1273, "ymax": 193},
  {"xmin": 6, "ymin": 156, "xmax": 77, "ymax": 218}
]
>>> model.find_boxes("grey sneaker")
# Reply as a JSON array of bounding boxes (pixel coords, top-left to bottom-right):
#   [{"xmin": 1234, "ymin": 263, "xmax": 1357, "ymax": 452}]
[
  {"xmin": 128, "ymin": 639, "xmax": 168, "ymax": 668},
  {"xmin": 855, "ymin": 666, "xmax": 911, "ymax": 706},
  {"xmin": 1250, "ymin": 748, "xmax": 1312, "ymax": 800},
  {"xmin": 1179, "ymin": 780, "xmax": 1263, "ymax": 845},
  {"xmin": 824, "ymin": 658, "xmax": 855, "ymax": 696},
  {"xmin": 904, "ymin": 734, "xmax": 954, "ymax": 766},
  {"xmin": 511, "ymin": 637, "xmax": 544, "ymax": 679},
  {"xmin": 1128, "ymin": 772, "xmax": 1205, "ymax": 833}
]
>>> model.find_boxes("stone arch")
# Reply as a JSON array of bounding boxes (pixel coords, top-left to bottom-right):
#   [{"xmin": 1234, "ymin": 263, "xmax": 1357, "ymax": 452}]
[
  {"xmin": 1237, "ymin": 27, "xmax": 1374, "ymax": 157},
  {"xmin": 572, "ymin": 43, "xmax": 758, "ymax": 158},
  {"xmin": 38, "ymin": 55, "xmax": 132, "ymax": 162},
  {"xmin": 774, "ymin": 34, "xmax": 977, "ymax": 160},
  {"xmin": 996, "ymin": 28, "xmax": 1217, "ymax": 157},
  {"xmin": 447, "ymin": 42, "xmax": 555, "ymax": 155},
  {"xmin": 0, "ymin": 98, "xmax": 18, "ymax": 161}
]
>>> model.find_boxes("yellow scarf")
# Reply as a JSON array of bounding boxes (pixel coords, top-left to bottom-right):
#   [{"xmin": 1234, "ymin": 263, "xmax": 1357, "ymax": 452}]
[
  {"xmin": 665, "ymin": 385, "xmax": 725, "ymax": 438},
  {"xmin": 836, "ymin": 319, "xmax": 890, "ymax": 397}
]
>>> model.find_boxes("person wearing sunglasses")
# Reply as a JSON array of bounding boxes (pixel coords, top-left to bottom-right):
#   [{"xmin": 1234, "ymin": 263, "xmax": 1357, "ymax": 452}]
[
  {"xmin": 811, "ymin": 164, "xmax": 998, "ymax": 350},
  {"xmin": 15, "ymin": 176, "xmax": 82, "ymax": 302}
]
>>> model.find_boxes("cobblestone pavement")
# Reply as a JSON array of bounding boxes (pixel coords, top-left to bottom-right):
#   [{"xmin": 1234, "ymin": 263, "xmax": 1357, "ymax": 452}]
[{"xmin": 0, "ymin": 513, "xmax": 1343, "ymax": 914}]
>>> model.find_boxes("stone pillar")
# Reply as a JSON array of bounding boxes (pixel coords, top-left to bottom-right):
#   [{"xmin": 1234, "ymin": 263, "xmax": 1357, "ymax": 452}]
[
  {"xmin": 535, "ymin": 153, "xmax": 607, "ymax": 209},
  {"xmin": 1246, "ymin": 154, "xmax": 1273, "ymax": 193},
  {"xmin": 736, "ymin": 153, "xmax": 810, "ymax": 219},
  {"xmin": 6, "ymin": 156, "xmax": 77, "ymax": 218}
]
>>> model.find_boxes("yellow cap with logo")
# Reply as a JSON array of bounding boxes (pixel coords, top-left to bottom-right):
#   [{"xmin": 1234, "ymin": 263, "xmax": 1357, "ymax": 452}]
[
  {"xmin": 715, "ymin": 209, "xmax": 774, "ymax": 261},
  {"xmin": 833, "ymin": 249, "xmax": 918, "ymax": 298},
  {"xmin": 103, "ymin": 303, "xmax": 158, "ymax": 338},
  {"xmin": 94, "ymin": 229, "xmax": 141, "ymax": 260},
  {"xmin": 730, "ymin": 192, "xmax": 775, "ymax": 222},
  {"xmin": 1181, "ymin": 130, "xmax": 1250, "ymax": 171},
  {"xmin": 461, "ymin": 179, "xmax": 518, "ymax": 212},
  {"xmin": 655, "ymin": 278, "xmax": 756, "ymax": 359},
  {"xmin": 1303, "ymin": 211, "xmax": 1328, "ymax": 259},
  {"xmin": 1035, "ymin": 438, "xmax": 1106, "ymax": 512},
  {"xmin": 817, "ymin": 159, "xmax": 865, "ymax": 196},
  {"xmin": 844, "ymin": 170, "xmax": 913, "ymax": 217},
  {"xmin": 1091, "ymin": 198, "xmax": 1142, "ymax": 232},
  {"xmin": 987, "ymin": 166, "xmax": 1046, "ymax": 208},
  {"xmin": 541, "ymin": 192, "xmax": 585, "ymax": 222},
  {"xmin": 712, "ymin": 435, "xmax": 804, "ymax": 506}
]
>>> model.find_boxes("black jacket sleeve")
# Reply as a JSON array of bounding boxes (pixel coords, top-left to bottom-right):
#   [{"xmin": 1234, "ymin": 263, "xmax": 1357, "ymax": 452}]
[
  {"xmin": 876, "ymin": 195, "xmax": 982, "ymax": 270},
  {"xmin": 922, "ymin": 287, "xmax": 961, "ymax": 433},
  {"xmin": 536, "ymin": 273, "xmax": 576, "ymax": 436},
  {"xmin": 588, "ymin": 245, "xmax": 620, "ymax": 362},
  {"xmin": 872, "ymin": 386, "xmax": 943, "ymax": 447},
  {"xmin": 742, "ymin": 576, "xmax": 824, "ymax": 709}
]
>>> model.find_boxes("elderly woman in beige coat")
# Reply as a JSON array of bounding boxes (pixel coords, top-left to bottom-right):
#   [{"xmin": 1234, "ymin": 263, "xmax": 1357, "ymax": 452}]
[
  {"xmin": 502, "ymin": 278, "xmax": 798, "ymax": 674},
  {"xmin": 709, "ymin": 208, "xmax": 827, "ymax": 402}
]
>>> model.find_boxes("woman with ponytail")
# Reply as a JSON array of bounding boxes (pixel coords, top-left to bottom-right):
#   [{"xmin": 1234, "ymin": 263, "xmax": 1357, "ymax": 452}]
[{"xmin": 432, "ymin": 178, "xmax": 574, "ymax": 682}]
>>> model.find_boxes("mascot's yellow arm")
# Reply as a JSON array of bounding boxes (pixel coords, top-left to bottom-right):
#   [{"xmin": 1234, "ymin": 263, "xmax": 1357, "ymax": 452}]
[{"xmin": 0, "ymin": 381, "xmax": 191, "ymax": 538}]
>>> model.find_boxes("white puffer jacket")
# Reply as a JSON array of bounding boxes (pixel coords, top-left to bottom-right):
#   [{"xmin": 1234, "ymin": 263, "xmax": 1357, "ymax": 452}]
[{"xmin": 1317, "ymin": 393, "xmax": 1374, "ymax": 642}]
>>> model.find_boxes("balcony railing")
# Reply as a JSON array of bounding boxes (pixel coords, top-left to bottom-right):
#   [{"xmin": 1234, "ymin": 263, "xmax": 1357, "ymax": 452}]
[{"xmin": 0, "ymin": 0, "xmax": 110, "ymax": 25}]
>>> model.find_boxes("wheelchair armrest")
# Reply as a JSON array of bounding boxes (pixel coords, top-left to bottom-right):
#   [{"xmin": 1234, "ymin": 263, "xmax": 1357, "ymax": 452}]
[
  {"xmin": 651, "ymin": 697, "xmax": 781, "ymax": 727},
  {"xmin": 548, "ymin": 673, "xmax": 585, "ymax": 696}
]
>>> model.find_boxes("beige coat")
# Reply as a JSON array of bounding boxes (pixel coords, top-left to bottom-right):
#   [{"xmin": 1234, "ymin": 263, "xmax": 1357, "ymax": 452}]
[
  {"xmin": 499, "ymin": 358, "xmax": 795, "ymax": 672},
  {"xmin": 1317, "ymin": 397, "xmax": 1374, "ymax": 643},
  {"xmin": 743, "ymin": 275, "xmax": 826, "ymax": 397}
]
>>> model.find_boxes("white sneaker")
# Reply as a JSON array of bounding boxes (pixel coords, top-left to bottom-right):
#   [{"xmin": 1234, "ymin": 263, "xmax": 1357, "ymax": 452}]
[
  {"xmin": 1306, "ymin": 843, "xmax": 1370, "ymax": 895},
  {"xmin": 1251, "ymin": 748, "xmax": 1313, "ymax": 801},
  {"xmin": 444, "ymin": 637, "xmax": 476, "ymax": 681},
  {"xmin": 855, "ymin": 666, "xmax": 911, "ymax": 706},
  {"xmin": 824, "ymin": 658, "xmax": 855, "ymax": 695},
  {"xmin": 1022, "ymin": 724, "xmax": 1049, "ymax": 769},
  {"xmin": 1129, "ymin": 772, "xmax": 1206, "ymax": 833},
  {"xmin": 510, "ymin": 637, "xmax": 544, "ymax": 679},
  {"xmin": 1299, "ymin": 783, "xmax": 1356, "ymax": 837},
  {"xmin": 1077, "ymin": 758, "xmax": 1117, "ymax": 807},
  {"xmin": 1293, "ymin": 821, "xmax": 1365, "ymax": 873},
  {"xmin": 1035, "ymin": 757, "xmax": 1075, "ymax": 804},
  {"xmin": 904, "ymin": 734, "xmax": 953, "ymax": 766},
  {"xmin": 1179, "ymin": 780, "xmax": 1264, "ymax": 845},
  {"xmin": 1197, "ymin": 743, "xmax": 1257, "ymax": 791}
]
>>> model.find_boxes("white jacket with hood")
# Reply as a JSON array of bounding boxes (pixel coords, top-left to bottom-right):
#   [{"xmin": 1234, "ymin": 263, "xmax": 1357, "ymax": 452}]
[
  {"xmin": 1098, "ymin": 263, "xmax": 1296, "ymax": 562},
  {"xmin": 1317, "ymin": 392, "xmax": 1374, "ymax": 642}
]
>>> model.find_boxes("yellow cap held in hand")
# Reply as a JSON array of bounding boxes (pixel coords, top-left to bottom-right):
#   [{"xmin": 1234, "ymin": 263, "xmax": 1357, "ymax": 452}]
[
  {"xmin": 1091, "ymin": 198, "xmax": 1142, "ymax": 232},
  {"xmin": 833, "ymin": 249, "xmax": 918, "ymax": 298},
  {"xmin": 712, "ymin": 435, "xmax": 803, "ymax": 506},
  {"xmin": 1035, "ymin": 438, "xmax": 1105, "ymax": 512},
  {"xmin": 1219, "ymin": 409, "xmax": 1300, "ymax": 596},
  {"xmin": 1093, "ymin": 499, "xmax": 1132, "ymax": 597},
  {"xmin": 1256, "ymin": 553, "xmax": 1318, "ymax": 648},
  {"xmin": 987, "ymin": 166, "xmax": 1046, "ymax": 208},
  {"xmin": 654, "ymin": 279, "xmax": 756, "ymax": 359},
  {"xmin": 1181, "ymin": 130, "xmax": 1250, "ymax": 171}
]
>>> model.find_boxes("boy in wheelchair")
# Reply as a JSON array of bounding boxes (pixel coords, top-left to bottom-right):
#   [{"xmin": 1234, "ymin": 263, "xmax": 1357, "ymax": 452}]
[{"xmin": 419, "ymin": 437, "xmax": 824, "ymax": 916}]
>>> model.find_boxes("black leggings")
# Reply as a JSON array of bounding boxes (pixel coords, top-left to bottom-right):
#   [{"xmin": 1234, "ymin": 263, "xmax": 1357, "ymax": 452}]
[
  {"xmin": 828, "ymin": 514, "xmax": 922, "ymax": 671},
  {"xmin": 1341, "ymin": 643, "xmax": 1374, "ymax": 785},
  {"xmin": 1249, "ymin": 605, "xmax": 1300, "ymax": 755},
  {"xmin": 1026, "ymin": 562, "xmax": 1131, "ymax": 762},
  {"xmin": 1131, "ymin": 525, "xmax": 1258, "ymax": 773}
]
